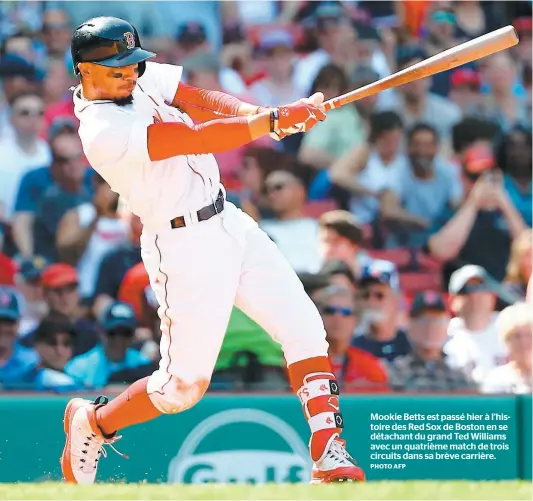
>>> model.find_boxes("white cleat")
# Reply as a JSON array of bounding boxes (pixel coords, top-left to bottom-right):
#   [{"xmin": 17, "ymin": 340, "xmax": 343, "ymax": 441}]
[
  {"xmin": 60, "ymin": 396, "xmax": 124, "ymax": 484},
  {"xmin": 311, "ymin": 438, "xmax": 366, "ymax": 484}
]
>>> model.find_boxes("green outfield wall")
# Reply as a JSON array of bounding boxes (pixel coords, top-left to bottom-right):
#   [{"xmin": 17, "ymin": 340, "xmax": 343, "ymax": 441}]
[{"xmin": 0, "ymin": 394, "xmax": 530, "ymax": 483}]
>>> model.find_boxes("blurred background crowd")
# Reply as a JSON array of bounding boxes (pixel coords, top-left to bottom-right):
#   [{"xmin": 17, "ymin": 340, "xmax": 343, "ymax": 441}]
[{"xmin": 0, "ymin": 0, "xmax": 531, "ymax": 397}]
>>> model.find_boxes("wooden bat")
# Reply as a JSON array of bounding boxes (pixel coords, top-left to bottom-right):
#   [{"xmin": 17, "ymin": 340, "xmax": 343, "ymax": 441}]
[{"xmin": 322, "ymin": 25, "xmax": 519, "ymax": 112}]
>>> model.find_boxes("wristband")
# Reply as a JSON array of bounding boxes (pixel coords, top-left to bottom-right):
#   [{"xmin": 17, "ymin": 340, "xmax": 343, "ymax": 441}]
[{"xmin": 270, "ymin": 109, "xmax": 279, "ymax": 133}]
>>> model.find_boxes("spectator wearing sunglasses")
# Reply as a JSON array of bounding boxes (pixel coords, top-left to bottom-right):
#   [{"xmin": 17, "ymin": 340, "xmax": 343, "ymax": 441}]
[
  {"xmin": 64, "ymin": 301, "xmax": 149, "ymax": 389},
  {"xmin": 260, "ymin": 169, "xmax": 321, "ymax": 273},
  {"xmin": 444, "ymin": 265, "xmax": 507, "ymax": 384},
  {"xmin": 0, "ymin": 92, "xmax": 51, "ymax": 223},
  {"xmin": 315, "ymin": 284, "xmax": 389, "ymax": 391},
  {"xmin": 12, "ymin": 127, "xmax": 93, "ymax": 261},
  {"xmin": 28, "ymin": 316, "xmax": 82, "ymax": 392},
  {"xmin": 352, "ymin": 261, "xmax": 411, "ymax": 362},
  {"xmin": 387, "ymin": 291, "xmax": 475, "ymax": 392}
]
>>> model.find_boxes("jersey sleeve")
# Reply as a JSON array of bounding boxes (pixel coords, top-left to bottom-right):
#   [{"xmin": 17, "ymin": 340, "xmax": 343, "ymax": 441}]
[
  {"xmin": 142, "ymin": 62, "xmax": 183, "ymax": 104},
  {"xmin": 82, "ymin": 105, "xmax": 152, "ymax": 170}
]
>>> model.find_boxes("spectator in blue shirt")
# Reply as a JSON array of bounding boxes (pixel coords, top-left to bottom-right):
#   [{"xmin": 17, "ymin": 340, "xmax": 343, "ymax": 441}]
[
  {"xmin": 0, "ymin": 286, "xmax": 38, "ymax": 387},
  {"xmin": 64, "ymin": 301, "xmax": 149, "ymax": 388},
  {"xmin": 12, "ymin": 123, "xmax": 93, "ymax": 261},
  {"xmin": 497, "ymin": 126, "xmax": 532, "ymax": 227},
  {"xmin": 352, "ymin": 261, "xmax": 411, "ymax": 362}
]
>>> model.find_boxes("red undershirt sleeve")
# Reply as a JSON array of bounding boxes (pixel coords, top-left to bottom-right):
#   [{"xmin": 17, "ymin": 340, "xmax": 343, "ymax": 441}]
[
  {"xmin": 170, "ymin": 82, "xmax": 257, "ymax": 122},
  {"xmin": 147, "ymin": 119, "xmax": 254, "ymax": 161}
]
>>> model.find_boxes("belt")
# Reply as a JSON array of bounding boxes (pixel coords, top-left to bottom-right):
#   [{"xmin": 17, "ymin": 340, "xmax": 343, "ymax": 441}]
[{"xmin": 170, "ymin": 190, "xmax": 225, "ymax": 229}]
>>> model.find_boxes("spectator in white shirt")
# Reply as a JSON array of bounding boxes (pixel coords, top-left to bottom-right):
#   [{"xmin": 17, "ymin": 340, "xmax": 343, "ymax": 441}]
[
  {"xmin": 330, "ymin": 111, "xmax": 406, "ymax": 225},
  {"xmin": 482, "ymin": 302, "xmax": 532, "ymax": 394},
  {"xmin": 0, "ymin": 92, "xmax": 51, "ymax": 221},
  {"xmin": 250, "ymin": 29, "xmax": 303, "ymax": 107},
  {"xmin": 445, "ymin": 265, "xmax": 508, "ymax": 383},
  {"xmin": 260, "ymin": 169, "xmax": 321, "ymax": 273},
  {"xmin": 293, "ymin": 4, "xmax": 357, "ymax": 96}
]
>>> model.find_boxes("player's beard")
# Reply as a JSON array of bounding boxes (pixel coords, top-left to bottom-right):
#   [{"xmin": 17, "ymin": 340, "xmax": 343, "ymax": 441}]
[{"xmin": 113, "ymin": 94, "xmax": 134, "ymax": 107}]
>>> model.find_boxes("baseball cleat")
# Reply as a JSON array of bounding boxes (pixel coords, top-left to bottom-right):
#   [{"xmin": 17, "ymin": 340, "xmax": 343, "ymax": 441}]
[
  {"xmin": 60, "ymin": 396, "xmax": 125, "ymax": 484},
  {"xmin": 311, "ymin": 438, "xmax": 366, "ymax": 483}
]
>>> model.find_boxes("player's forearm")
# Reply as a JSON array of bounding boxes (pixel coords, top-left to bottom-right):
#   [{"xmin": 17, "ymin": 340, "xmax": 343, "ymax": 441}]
[
  {"xmin": 172, "ymin": 83, "xmax": 262, "ymax": 122},
  {"xmin": 147, "ymin": 112, "xmax": 272, "ymax": 160}
]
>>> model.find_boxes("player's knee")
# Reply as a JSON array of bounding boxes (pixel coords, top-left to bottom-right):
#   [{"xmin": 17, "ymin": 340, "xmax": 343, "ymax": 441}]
[{"xmin": 149, "ymin": 376, "xmax": 210, "ymax": 414}]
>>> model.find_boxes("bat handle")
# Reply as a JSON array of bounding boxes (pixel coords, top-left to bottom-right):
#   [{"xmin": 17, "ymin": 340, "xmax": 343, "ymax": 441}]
[{"xmin": 322, "ymin": 98, "xmax": 340, "ymax": 113}]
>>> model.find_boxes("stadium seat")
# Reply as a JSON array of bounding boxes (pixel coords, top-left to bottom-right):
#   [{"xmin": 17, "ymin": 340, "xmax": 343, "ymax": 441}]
[
  {"xmin": 400, "ymin": 271, "xmax": 442, "ymax": 294},
  {"xmin": 302, "ymin": 199, "xmax": 338, "ymax": 219},
  {"xmin": 367, "ymin": 248, "xmax": 413, "ymax": 269}
]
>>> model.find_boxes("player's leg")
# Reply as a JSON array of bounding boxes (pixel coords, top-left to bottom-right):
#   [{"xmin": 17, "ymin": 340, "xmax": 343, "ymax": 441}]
[
  {"xmin": 61, "ymin": 221, "xmax": 242, "ymax": 484},
  {"xmin": 234, "ymin": 226, "xmax": 365, "ymax": 483}
]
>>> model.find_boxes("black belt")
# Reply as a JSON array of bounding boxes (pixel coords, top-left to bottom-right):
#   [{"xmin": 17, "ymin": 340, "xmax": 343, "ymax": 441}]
[{"xmin": 170, "ymin": 190, "xmax": 225, "ymax": 229}]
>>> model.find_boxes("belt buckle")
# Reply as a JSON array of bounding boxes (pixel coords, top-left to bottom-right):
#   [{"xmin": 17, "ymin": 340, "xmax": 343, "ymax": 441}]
[{"xmin": 213, "ymin": 191, "xmax": 223, "ymax": 215}]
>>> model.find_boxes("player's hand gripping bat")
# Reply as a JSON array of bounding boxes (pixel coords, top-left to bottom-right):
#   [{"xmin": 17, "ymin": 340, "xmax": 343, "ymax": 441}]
[{"xmin": 322, "ymin": 25, "xmax": 519, "ymax": 112}]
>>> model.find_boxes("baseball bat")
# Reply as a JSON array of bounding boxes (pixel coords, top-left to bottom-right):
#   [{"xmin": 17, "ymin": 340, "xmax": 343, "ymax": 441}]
[{"xmin": 322, "ymin": 25, "xmax": 519, "ymax": 112}]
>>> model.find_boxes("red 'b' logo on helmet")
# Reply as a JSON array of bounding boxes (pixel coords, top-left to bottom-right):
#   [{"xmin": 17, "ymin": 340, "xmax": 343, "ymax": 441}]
[{"xmin": 124, "ymin": 32, "xmax": 135, "ymax": 49}]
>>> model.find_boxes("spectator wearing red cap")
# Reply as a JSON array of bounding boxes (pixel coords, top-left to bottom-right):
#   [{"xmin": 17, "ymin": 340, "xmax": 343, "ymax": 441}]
[
  {"xmin": 427, "ymin": 118, "xmax": 528, "ymax": 283},
  {"xmin": 19, "ymin": 263, "xmax": 99, "ymax": 356},
  {"xmin": 449, "ymin": 68, "xmax": 483, "ymax": 115}
]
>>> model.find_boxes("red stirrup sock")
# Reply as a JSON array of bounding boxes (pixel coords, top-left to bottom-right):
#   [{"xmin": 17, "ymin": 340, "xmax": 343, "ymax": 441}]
[
  {"xmin": 95, "ymin": 377, "xmax": 162, "ymax": 436},
  {"xmin": 288, "ymin": 356, "xmax": 343, "ymax": 462}
]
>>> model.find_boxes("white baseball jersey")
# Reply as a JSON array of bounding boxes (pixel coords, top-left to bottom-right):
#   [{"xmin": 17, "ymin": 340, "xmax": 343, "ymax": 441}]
[{"xmin": 73, "ymin": 62, "xmax": 221, "ymax": 226}]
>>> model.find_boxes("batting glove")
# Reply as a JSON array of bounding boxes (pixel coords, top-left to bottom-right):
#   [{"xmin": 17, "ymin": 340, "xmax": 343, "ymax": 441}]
[{"xmin": 269, "ymin": 94, "xmax": 326, "ymax": 141}]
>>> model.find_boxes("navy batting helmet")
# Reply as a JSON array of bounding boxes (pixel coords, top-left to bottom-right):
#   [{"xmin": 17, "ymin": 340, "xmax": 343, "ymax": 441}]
[{"xmin": 71, "ymin": 17, "xmax": 155, "ymax": 77}]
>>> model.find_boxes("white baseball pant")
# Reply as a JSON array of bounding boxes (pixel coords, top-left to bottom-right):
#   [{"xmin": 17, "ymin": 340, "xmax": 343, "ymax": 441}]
[{"xmin": 140, "ymin": 202, "xmax": 329, "ymax": 414}]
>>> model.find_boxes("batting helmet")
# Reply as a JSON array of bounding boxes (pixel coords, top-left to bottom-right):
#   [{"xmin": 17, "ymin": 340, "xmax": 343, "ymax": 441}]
[{"xmin": 71, "ymin": 17, "xmax": 155, "ymax": 77}]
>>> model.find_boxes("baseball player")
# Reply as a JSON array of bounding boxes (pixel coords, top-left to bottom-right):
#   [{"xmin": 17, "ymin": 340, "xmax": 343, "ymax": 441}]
[{"xmin": 61, "ymin": 17, "xmax": 365, "ymax": 485}]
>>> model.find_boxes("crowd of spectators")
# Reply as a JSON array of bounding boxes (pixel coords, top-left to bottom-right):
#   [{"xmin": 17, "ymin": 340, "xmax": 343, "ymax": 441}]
[{"xmin": 0, "ymin": 1, "xmax": 531, "ymax": 396}]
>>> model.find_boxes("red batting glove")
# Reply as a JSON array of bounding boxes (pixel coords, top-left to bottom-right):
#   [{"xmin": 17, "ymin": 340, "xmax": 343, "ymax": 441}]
[{"xmin": 270, "ymin": 102, "xmax": 326, "ymax": 134}]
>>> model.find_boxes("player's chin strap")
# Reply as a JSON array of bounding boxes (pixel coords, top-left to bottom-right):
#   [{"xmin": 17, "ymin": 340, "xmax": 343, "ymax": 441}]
[{"xmin": 297, "ymin": 372, "xmax": 344, "ymax": 434}]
